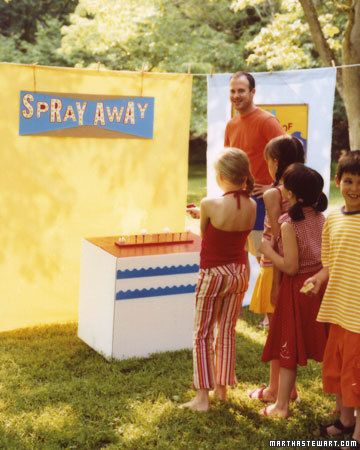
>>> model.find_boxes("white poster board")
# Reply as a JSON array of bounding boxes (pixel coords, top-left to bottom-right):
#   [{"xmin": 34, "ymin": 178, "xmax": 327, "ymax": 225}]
[{"xmin": 207, "ymin": 67, "xmax": 337, "ymax": 305}]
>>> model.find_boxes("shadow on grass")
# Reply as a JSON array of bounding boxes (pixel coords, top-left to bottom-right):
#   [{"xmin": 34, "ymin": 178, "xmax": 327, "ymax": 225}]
[{"xmin": 0, "ymin": 311, "xmax": 334, "ymax": 450}]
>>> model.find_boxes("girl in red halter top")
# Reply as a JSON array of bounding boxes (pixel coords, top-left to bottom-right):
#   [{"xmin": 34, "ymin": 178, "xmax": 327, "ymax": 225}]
[{"xmin": 181, "ymin": 148, "xmax": 256, "ymax": 412}]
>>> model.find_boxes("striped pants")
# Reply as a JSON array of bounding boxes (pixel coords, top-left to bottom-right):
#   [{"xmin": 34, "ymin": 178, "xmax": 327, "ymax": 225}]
[{"xmin": 193, "ymin": 263, "xmax": 248, "ymax": 390}]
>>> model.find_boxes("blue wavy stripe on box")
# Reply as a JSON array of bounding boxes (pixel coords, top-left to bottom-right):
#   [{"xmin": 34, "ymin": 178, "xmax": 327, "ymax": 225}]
[
  {"xmin": 116, "ymin": 284, "xmax": 197, "ymax": 300},
  {"xmin": 117, "ymin": 264, "xmax": 199, "ymax": 279}
]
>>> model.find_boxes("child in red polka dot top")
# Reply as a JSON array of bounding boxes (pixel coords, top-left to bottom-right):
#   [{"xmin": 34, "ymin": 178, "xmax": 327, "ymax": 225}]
[{"xmin": 258, "ymin": 163, "xmax": 329, "ymax": 419}]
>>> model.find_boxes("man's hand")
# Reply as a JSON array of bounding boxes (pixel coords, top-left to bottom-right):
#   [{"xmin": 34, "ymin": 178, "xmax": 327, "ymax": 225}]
[{"xmin": 252, "ymin": 183, "xmax": 272, "ymax": 198}]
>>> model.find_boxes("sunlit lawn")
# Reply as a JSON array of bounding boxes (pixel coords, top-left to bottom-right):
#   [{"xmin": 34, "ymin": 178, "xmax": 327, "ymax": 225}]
[
  {"xmin": 187, "ymin": 164, "xmax": 207, "ymax": 206},
  {"xmin": 0, "ymin": 312, "xmax": 334, "ymax": 450},
  {"xmin": 188, "ymin": 163, "xmax": 343, "ymax": 208},
  {"xmin": 329, "ymin": 179, "xmax": 343, "ymax": 208},
  {"xmin": 0, "ymin": 162, "xmax": 343, "ymax": 450}
]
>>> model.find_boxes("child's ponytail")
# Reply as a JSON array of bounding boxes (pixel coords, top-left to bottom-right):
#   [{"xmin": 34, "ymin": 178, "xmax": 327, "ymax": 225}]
[
  {"xmin": 313, "ymin": 192, "xmax": 328, "ymax": 212},
  {"xmin": 245, "ymin": 174, "xmax": 254, "ymax": 196},
  {"xmin": 274, "ymin": 164, "xmax": 284, "ymax": 187},
  {"xmin": 283, "ymin": 163, "xmax": 328, "ymax": 221},
  {"xmin": 288, "ymin": 201, "xmax": 305, "ymax": 221}
]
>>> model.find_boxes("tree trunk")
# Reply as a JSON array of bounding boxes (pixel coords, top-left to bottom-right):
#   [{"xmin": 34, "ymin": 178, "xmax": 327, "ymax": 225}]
[
  {"xmin": 299, "ymin": 0, "xmax": 344, "ymax": 97},
  {"xmin": 299, "ymin": 0, "xmax": 360, "ymax": 149},
  {"xmin": 342, "ymin": 0, "xmax": 360, "ymax": 149},
  {"xmin": 298, "ymin": 0, "xmax": 336, "ymax": 65}
]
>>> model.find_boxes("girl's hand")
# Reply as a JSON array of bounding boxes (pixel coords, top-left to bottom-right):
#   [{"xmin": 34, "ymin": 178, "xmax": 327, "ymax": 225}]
[
  {"xmin": 186, "ymin": 204, "xmax": 200, "ymax": 219},
  {"xmin": 301, "ymin": 277, "xmax": 320, "ymax": 295},
  {"xmin": 259, "ymin": 238, "xmax": 272, "ymax": 257}
]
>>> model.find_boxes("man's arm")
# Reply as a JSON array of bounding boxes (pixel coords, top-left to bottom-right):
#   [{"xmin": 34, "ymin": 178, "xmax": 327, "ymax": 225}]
[
  {"xmin": 252, "ymin": 117, "xmax": 285, "ymax": 197},
  {"xmin": 224, "ymin": 122, "xmax": 230, "ymax": 147}
]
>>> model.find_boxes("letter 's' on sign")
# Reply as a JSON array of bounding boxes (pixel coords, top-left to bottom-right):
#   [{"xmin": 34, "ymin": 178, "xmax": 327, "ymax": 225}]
[{"xmin": 19, "ymin": 91, "xmax": 155, "ymax": 138}]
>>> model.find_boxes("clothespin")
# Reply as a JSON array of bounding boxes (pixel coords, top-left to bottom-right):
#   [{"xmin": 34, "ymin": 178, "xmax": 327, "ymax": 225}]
[
  {"xmin": 32, "ymin": 62, "xmax": 38, "ymax": 92},
  {"xmin": 140, "ymin": 63, "xmax": 146, "ymax": 96}
]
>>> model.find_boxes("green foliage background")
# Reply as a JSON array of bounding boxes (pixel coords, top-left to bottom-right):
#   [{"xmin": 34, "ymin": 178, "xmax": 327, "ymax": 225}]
[{"xmin": 0, "ymin": 0, "xmax": 350, "ymax": 155}]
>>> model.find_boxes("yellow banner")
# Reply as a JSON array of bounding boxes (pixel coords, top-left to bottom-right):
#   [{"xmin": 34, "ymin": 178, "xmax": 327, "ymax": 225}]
[{"xmin": 0, "ymin": 63, "xmax": 192, "ymax": 331}]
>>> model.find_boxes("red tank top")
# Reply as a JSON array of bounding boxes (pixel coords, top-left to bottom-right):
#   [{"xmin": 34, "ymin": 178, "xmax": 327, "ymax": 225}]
[{"xmin": 200, "ymin": 190, "xmax": 251, "ymax": 269}]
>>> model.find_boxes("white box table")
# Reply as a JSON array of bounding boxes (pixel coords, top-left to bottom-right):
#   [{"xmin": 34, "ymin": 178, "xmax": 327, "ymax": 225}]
[{"xmin": 78, "ymin": 233, "xmax": 201, "ymax": 359}]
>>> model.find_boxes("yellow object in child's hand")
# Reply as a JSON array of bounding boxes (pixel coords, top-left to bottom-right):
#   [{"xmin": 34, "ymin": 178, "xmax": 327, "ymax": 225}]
[{"xmin": 300, "ymin": 282, "xmax": 315, "ymax": 294}]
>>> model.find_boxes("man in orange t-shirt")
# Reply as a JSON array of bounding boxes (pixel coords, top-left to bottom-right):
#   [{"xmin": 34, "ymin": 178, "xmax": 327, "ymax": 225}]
[{"xmin": 224, "ymin": 71, "xmax": 284, "ymax": 257}]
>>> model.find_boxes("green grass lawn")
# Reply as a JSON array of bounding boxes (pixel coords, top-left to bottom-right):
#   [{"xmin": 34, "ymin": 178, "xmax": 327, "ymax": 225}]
[
  {"xmin": 189, "ymin": 163, "xmax": 344, "ymax": 209},
  {"xmin": 0, "ymin": 312, "xmax": 334, "ymax": 450},
  {"xmin": 187, "ymin": 164, "xmax": 207, "ymax": 206},
  {"xmin": 329, "ymin": 180, "xmax": 343, "ymax": 207},
  {"xmin": 0, "ymin": 163, "xmax": 343, "ymax": 450}
]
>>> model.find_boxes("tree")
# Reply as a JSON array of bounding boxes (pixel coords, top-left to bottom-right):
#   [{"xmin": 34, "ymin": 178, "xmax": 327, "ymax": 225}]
[
  {"xmin": 0, "ymin": 0, "xmax": 77, "ymax": 66},
  {"xmin": 232, "ymin": 0, "xmax": 360, "ymax": 150},
  {"xmin": 59, "ymin": 0, "xmax": 273, "ymax": 137},
  {"xmin": 299, "ymin": 0, "xmax": 360, "ymax": 149},
  {"xmin": 0, "ymin": 0, "xmax": 77, "ymax": 43}
]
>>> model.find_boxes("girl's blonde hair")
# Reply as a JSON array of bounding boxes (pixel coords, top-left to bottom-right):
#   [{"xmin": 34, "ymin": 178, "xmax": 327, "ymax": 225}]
[{"xmin": 215, "ymin": 148, "xmax": 254, "ymax": 194}]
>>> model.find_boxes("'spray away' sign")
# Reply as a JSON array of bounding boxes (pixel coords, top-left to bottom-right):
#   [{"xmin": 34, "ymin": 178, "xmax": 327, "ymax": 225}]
[{"xmin": 19, "ymin": 91, "xmax": 154, "ymax": 138}]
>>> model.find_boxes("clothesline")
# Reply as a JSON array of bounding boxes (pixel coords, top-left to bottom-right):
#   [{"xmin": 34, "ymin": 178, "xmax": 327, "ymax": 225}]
[
  {"xmin": 2, "ymin": 60, "xmax": 360, "ymax": 78},
  {"xmin": 189, "ymin": 62, "xmax": 360, "ymax": 77}
]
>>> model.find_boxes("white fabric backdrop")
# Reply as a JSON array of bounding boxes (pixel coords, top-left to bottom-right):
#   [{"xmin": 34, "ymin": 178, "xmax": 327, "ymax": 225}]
[{"xmin": 207, "ymin": 67, "xmax": 337, "ymax": 306}]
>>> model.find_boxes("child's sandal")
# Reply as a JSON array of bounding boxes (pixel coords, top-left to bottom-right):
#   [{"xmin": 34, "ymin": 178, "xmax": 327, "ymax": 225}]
[
  {"xmin": 248, "ymin": 385, "xmax": 275, "ymax": 403},
  {"xmin": 319, "ymin": 419, "xmax": 355, "ymax": 437}
]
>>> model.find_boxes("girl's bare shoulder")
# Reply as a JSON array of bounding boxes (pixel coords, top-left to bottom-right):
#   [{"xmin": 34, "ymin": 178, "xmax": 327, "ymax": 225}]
[
  {"xmin": 200, "ymin": 196, "xmax": 222, "ymax": 210},
  {"xmin": 263, "ymin": 187, "xmax": 282, "ymax": 205},
  {"xmin": 263, "ymin": 186, "xmax": 280, "ymax": 199},
  {"xmin": 249, "ymin": 197, "xmax": 257, "ymax": 208},
  {"xmin": 280, "ymin": 219, "xmax": 293, "ymax": 232},
  {"xmin": 243, "ymin": 196, "xmax": 257, "ymax": 214}
]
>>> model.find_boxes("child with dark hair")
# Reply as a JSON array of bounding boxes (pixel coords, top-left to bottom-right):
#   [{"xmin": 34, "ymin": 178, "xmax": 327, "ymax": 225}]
[
  {"xmin": 250, "ymin": 135, "xmax": 305, "ymax": 323},
  {"xmin": 258, "ymin": 163, "xmax": 329, "ymax": 418},
  {"xmin": 249, "ymin": 136, "xmax": 305, "ymax": 403},
  {"xmin": 303, "ymin": 150, "xmax": 360, "ymax": 449}
]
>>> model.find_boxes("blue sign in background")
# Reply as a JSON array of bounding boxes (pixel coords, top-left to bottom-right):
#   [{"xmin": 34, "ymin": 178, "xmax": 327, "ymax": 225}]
[{"xmin": 19, "ymin": 91, "xmax": 155, "ymax": 138}]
